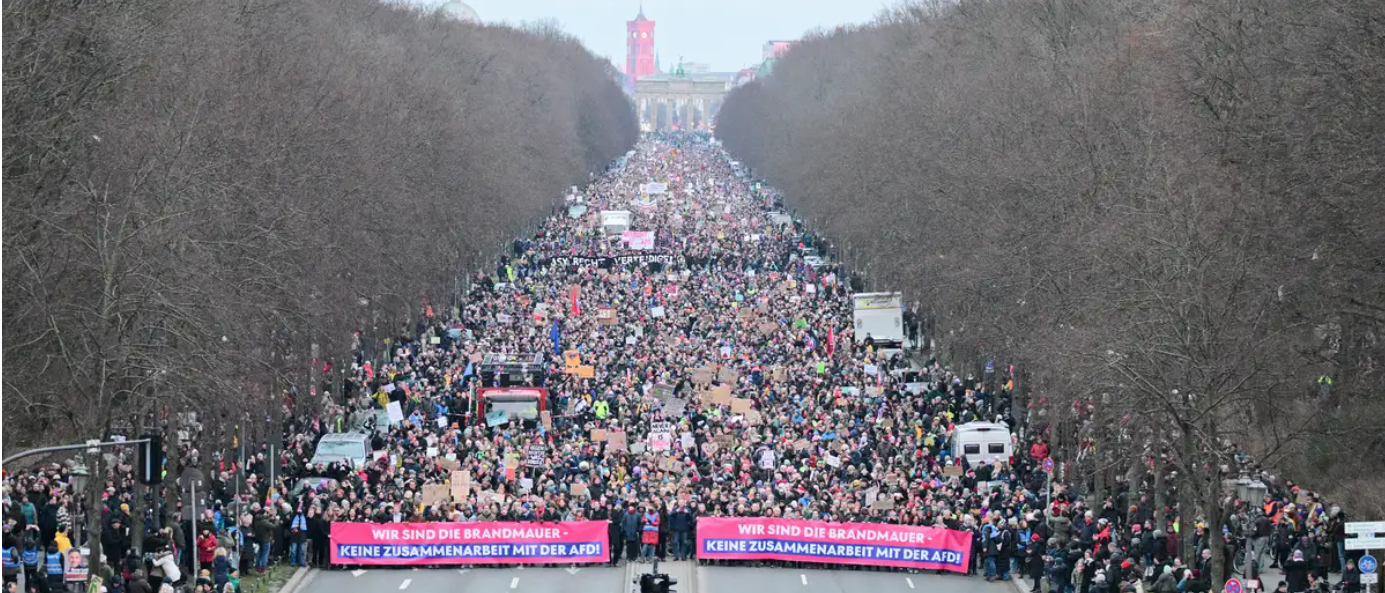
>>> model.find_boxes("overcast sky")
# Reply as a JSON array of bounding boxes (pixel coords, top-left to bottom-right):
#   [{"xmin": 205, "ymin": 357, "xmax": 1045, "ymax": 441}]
[{"xmin": 416, "ymin": 0, "xmax": 896, "ymax": 72}]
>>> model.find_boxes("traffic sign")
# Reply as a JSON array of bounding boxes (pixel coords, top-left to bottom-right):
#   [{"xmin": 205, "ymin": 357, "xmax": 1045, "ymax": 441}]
[
  {"xmin": 1362, "ymin": 574, "xmax": 1378, "ymax": 585},
  {"xmin": 1360, "ymin": 554, "xmax": 1377, "ymax": 573},
  {"xmin": 1347, "ymin": 536, "xmax": 1385, "ymax": 550},
  {"xmin": 1042, "ymin": 458, "xmax": 1055, "ymax": 473},
  {"xmin": 1346, "ymin": 521, "xmax": 1385, "ymax": 534},
  {"xmin": 1225, "ymin": 577, "xmax": 1243, "ymax": 593}
]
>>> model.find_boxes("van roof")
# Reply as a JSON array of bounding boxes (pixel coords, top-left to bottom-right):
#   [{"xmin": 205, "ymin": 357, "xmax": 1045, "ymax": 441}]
[
  {"xmin": 319, "ymin": 433, "xmax": 368, "ymax": 442},
  {"xmin": 954, "ymin": 422, "xmax": 1009, "ymax": 433}
]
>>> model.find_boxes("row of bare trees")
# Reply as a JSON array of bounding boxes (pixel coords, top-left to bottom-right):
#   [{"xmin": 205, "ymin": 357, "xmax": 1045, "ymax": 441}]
[
  {"xmin": 4, "ymin": 0, "xmax": 636, "ymax": 562},
  {"xmin": 717, "ymin": 0, "xmax": 1384, "ymax": 583}
]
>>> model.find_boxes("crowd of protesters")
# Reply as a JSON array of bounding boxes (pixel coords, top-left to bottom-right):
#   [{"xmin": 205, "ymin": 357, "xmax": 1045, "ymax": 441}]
[{"xmin": 1, "ymin": 134, "xmax": 1372, "ymax": 593}]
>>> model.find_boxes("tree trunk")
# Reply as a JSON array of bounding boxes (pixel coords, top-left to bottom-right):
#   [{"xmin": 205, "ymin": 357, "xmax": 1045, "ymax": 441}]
[
  {"xmin": 1206, "ymin": 486, "xmax": 1229, "ymax": 592},
  {"xmin": 1153, "ymin": 462, "xmax": 1168, "ymax": 533}
]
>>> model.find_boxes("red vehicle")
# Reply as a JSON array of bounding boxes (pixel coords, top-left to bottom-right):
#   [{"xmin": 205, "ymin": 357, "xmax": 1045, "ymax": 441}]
[{"xmin": 476, "ymin": 387, "xmax": 549, "ymax": 427}]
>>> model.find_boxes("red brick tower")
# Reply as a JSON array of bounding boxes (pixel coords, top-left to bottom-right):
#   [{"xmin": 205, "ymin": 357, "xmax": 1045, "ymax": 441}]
[{"xmin": 625, "ymin": 5, "xmax": 656, "ymax": 91}]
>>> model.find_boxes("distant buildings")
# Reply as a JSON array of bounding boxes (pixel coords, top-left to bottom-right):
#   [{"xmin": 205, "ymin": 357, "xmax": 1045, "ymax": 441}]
[
  {"xmin": 435, "ymin": 1, "xmax": 480, "ymax": 23},
  {"xmin": 762, "ymin": 40, "xmax": 796, "ymax": 60}
]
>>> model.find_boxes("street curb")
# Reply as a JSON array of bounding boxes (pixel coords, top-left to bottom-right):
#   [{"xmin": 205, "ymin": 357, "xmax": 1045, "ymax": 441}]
[
  {"xmin": 1013, "ymin": 575, "xmax": 1033, "ymax": 593},
  {"xmin": 275, "ymin": 567, "xmax": 317, "ymax": 593}
]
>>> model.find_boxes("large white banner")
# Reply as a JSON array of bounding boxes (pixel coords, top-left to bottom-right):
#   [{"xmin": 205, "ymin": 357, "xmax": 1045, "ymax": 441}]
[
  {"xmin": 621, "ymin": 231, "xmax": 656, "ymax": 250},
  {"xmin": 641, "ymin": 182, "xmax": 668, "ymax": 195}
]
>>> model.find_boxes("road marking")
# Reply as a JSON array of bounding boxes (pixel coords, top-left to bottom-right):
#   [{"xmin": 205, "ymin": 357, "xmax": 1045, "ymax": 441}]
[
  {"xmin": 351, "ymin": 570, "xmax": 366, "ymax": 577},
  {"xmin": 906, "ymin": 577, "xmax": 916, "ymax": 589},
  {"xmin": 801, "ymin": 574, "xmax": 808, "ymax": 585},
  {"xmin": 565, "ymin": 567, "xmax": 582, "ymax": 575},
  {"xmin": 399, "ymin": 579, "xmax": 411, "ymax": 590},
  {"xmin": 511, "ymin": 577, "xmax": 520, "ymax": 589},
  {"xmin": 456, "ymin": 570, "xmax": 469, "ymax": 576}
]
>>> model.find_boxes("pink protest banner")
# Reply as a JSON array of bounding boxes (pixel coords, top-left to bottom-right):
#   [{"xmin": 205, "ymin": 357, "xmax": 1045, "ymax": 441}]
[
  {"xmin": 330, "ymin": 521, "xmax": 608, "ymax": 566},
  {"xmin": 695, "ymin": 517, "xmax": 972, "ymax": 572}
]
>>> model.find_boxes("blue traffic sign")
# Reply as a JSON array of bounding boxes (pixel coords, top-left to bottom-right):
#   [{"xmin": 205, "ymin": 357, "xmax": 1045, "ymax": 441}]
[
  {"xmin": 1225, "ymin": 578, "xmax": 1243, "ymax": 593},
  {"xmin": 1042, "ymin": 458, "xmax": 1055, "ymax": 473},
  {"xmin": 1360, "ymin": 554, "xmax": 1377, "ymax": 574}
]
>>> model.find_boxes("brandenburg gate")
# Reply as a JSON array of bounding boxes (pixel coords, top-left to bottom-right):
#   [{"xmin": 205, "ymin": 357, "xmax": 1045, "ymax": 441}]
[{"xmin": 633, "ymin": 76, "xmax": 731, "ymax": 132}]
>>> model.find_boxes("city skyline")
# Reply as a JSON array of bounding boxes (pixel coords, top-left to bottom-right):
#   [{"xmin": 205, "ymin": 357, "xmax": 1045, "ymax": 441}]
[{"xmin": 412, "ymin": 0, "xmax": 897, "ymax": 72}]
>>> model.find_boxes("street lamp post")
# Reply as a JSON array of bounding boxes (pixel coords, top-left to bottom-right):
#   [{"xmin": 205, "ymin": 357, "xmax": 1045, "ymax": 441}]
[{"xmin": 70, "ymin": 461, "xmax": 90, "ymax": 546}]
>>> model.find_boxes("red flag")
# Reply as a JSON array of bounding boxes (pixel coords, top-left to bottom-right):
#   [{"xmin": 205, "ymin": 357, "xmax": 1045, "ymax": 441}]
[
  {"xmin": 827, "ymin": 326, "xmax": 835, "ymax": 357},
  {"xmin": 570, "ymin": 285, "xmax": 581, "ymax": 316}
]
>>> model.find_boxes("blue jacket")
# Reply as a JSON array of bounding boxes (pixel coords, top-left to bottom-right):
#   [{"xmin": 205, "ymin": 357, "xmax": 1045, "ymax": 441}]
[{"xmin": 621, "ymin": 511, "xmax": 641, "ymax": 540}]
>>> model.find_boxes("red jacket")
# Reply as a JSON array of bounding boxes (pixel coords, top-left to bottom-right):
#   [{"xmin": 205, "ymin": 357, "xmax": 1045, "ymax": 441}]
[
  {"xmin": 1029, "ymin": 442, "xmax": 1049, "ymax": 462},
  {"xmin": 197, "ymin": 534, "xmax": 217, "ymax": 564}
]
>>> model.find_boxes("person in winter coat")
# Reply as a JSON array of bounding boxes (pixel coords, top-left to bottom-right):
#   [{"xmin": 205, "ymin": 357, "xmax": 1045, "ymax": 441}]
[
  {"xmin": 127, "ymin": 569, "xmax": 154, "ymax": 593},
  {"xmin": 620, "ymin": 506, "xmax": 640, "ymax": 566},
  {"xmin": 668, "ymin": 505, "xmax": 693, "ymax": 561},
  {"xmin": 1026, "ymin": 536, "xmax": 1047, "ymax": 593},
  {"xmin": 1341, "ymin": 558, "xmax": 1361, "ymax": 593},
  {"xmin": 197, "ymin": 530, "xmax": 218, "ymax": 567},
  {"xmin": 1284, "ymin": 549, "xmax": 1312, "ymax": 593},
  {"xmin": 212, "ymin": 548, "xmax": 231, "ymax": 593},
  {"xmin": 1153, "ymin": 566, "xmax": 1178, "ymax": 593}
]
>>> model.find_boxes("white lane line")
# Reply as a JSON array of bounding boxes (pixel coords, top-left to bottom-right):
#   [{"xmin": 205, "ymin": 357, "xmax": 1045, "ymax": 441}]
[
  {"xmin": 801, "ymin": 574, "xmax": 808, "ymax": 585},
  {"xmin": 907, "ymin": 577, "xmax": 916, "ymax": 589},
  {"xmin": 456, "ymin": 569, "xmax": 469, "ymax": 576},
  {"xmin": 511, "ymin": 577, "xmax": 521, "ymax": 589},
  {"xmin": 399, "ymin": 579, "xmax": 411, "ymax": 590},
  {"xmin": 351, "ymin": 570, "xmax": 366, "ymax": 577}
]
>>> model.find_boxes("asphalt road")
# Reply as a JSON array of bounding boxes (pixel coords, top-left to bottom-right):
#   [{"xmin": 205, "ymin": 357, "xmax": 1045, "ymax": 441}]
[
  {"xmin": 297, "ymin": 563, "xmax": 1009, "ymax": 593},
  {"xmin": 300, "ymin": 565, "xmax": 627, "ymax": 593},
  {"xmin": 697, "ymin": 566, "xmax": 1014, "ymax": 593}
]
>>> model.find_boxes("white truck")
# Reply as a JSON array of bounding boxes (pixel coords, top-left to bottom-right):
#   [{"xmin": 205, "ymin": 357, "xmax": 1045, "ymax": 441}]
[{"xmin": 852, "ymin": 292, "xmax": 906, "ymax": 355}]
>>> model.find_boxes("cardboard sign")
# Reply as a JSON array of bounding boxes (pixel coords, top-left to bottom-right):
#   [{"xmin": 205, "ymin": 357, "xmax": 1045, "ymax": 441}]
[
  {"xmin": 564, "ymin": 350, "xmax": 582, "ymax": 372},
  {"xmin": 439, "ymin": 456, "xmax": 460, "ymax": 472},
  {"xmin": 652, "ymin": 384, "xmax": 675, "ymax": 401},
  {"xmin": 943, "ymin": 466, "xmax": 964, "ymax": 477},
  {"xmin": 597, "ymin": 308, "xmax": 616, "ymax": 325},
  {"xmin": 772, "ymin": 367, "xmax": 788, "ymax": 382},
  {"xmin": 575, "ymin": 365, "xmax": 595, "ymax": 379},
  {"xmin": 872, "ymin": 497, "xmax": 897, "ymax": 511},
  {"xmin": 571, "ymin": 483, "xmax": 589, "ymax": 497},
  {"xmin": 758, "ymin": 322, "xmax": 778, "ymax": 336},
  {"xmin": 450, "ymin": 470, "xmax": 471, "ymax": 500},
  {"xmin": 717, "ymin": 367, "xmax": 741, "ymax": 384},
  {"xmin": 745, "ymin": 410, "xmax": 763, "ymax": 425},
  {"xmin": 793, "ymin": 439, "xmax": 813, "ymax": 451},
  {"xmin": 540, "ymin": 410, "xmax": 552, "ymax": 430},
  {"xmin": 703, "ymin": 442, "xmax": 720, "ymax": 456},
  {"xmin": 591, "ymin": 429, "xmax": 608, "ymax": 442},
  {"xmin": 649, "ymin": 421, "xmax": 674, "ymax": 452},
  {"xmin": 607, "ymin": 431, "xmax": 628, "ymax": 452},
  {"xmin": 421, "ymin": 484, "xmax": 450, "ymax": 506},
  {"xmin": 730, "ymin": 398, "xmax": 753, "ymax": 414}
]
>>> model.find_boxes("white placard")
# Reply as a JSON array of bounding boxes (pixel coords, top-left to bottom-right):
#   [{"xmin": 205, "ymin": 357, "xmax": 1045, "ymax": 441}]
[{"xmin": 386, "ymin": 401, "xmax": 404, "ymax": 424}]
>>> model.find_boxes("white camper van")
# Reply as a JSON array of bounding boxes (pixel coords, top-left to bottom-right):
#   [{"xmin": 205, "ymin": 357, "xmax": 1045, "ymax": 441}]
[
  {"xmin": 952, "ymin": 421, "xmax": 1014, "ymax": 467},
  {"xmin": 852, "ymin": 292, "xmax": 906, "ymax": 355},
  {"xmin": 600, "ymin": 210, "xmax": 633, "ymax": 236}
]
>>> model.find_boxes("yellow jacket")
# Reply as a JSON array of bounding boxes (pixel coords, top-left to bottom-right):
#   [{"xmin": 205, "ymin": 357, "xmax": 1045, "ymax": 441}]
[{"xmin": 54, "ymin": 532, "xmax": 72, "ymax": 553}]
